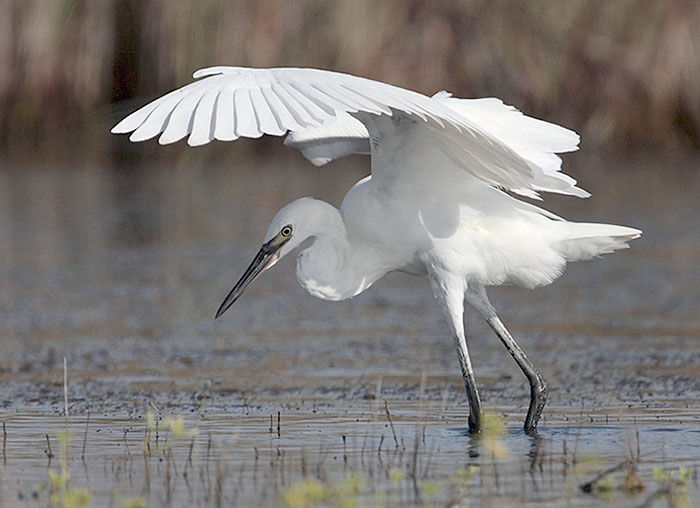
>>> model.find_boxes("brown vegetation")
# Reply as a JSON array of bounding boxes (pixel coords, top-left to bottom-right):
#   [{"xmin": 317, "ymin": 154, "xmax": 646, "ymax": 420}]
[{"xmin": 2, "ymin": 0, "xmax": 699, "ymax": 153}]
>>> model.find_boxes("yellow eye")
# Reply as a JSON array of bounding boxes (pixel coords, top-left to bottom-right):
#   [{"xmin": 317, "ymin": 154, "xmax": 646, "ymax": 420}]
[{"xmin": 281, "ymin": 225, "xmax": 292, "ymax": 237}]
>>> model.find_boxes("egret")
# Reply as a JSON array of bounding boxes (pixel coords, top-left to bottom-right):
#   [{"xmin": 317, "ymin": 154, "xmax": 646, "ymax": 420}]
[{"xmin": 112, "ymin": 67, "xmax": 641, "ymax": 434}]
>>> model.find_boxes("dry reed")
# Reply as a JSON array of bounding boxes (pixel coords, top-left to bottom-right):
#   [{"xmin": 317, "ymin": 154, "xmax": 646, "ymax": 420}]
[{"xmin": 2, "ymin": 0, "xmax": 699, "ymax": 154}]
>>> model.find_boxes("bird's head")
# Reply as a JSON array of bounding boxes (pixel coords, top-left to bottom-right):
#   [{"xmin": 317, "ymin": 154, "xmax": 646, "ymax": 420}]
[{"xmin": 214, "ymin": 198, "xmax": 329, "ymax": 319}]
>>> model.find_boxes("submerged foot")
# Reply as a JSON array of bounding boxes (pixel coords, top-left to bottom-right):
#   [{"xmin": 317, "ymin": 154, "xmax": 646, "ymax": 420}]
[
  {"xmin": 524, "ymin": 381, "xmax": 548, "ymax": 434},
  {"xmin": 468, "ymin": 411, "xmax": 483, "ymax": 434}
]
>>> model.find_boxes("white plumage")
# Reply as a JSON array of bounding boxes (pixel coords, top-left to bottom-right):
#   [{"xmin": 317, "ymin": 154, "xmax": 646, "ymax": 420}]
[{"xmin": 112, "ymin": 66, "xmax": 641, "ymax": 434}]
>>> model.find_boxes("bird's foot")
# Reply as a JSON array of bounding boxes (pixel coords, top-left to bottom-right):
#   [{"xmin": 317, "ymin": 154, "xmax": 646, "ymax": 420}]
[{"xmin": 468, "ymin": 411, "xmax": 483, "ymax": 435}]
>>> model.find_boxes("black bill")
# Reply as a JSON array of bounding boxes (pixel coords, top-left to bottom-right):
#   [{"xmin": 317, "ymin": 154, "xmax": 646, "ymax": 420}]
[{"xmin": 214, "ymin": 238, "xmax": 282, "ymax": 319}]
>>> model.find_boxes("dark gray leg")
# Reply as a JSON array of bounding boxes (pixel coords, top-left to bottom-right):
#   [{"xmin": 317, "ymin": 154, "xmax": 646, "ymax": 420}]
[
  {"xmin": 486, "ymin": 315, "xmax": 548, "ymax": 433},
  {"xmin": 453, "ymin": 333, "xmax": 483, "ymax": 434},
  {"xmin": 466, "ymin": 286, "xmax": 548, "ymax": 434}
]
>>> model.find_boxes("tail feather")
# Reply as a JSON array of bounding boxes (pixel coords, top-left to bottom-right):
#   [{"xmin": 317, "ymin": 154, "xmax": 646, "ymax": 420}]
[{"xmin": 555, "ymin": 223, "xmax": 641, "ymax": 261}]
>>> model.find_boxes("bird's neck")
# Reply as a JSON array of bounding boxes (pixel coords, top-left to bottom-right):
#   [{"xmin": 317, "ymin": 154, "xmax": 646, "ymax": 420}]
[{"xmin": 295, "ymin": 204, "xmax": 381, "ymax": 301}]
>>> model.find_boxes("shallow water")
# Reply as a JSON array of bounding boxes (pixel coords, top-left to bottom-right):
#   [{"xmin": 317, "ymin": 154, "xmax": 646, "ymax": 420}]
[
  {"xmin": 1, "ymin": 149, "xmax": 699, "ymax": 506},
  {"xmin": 2, "ymin": 407, "xmax": 700, "ymax": 507}
]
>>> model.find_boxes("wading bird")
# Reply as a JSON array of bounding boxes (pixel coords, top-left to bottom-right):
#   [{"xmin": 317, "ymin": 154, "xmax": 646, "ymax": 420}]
[{"xmin": 112, "ymin": 67, "xmax": 640, "ymax": 434}]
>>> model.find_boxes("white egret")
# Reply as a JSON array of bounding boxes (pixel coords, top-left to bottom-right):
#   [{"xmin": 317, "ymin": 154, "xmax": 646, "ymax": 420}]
[{"xmin": 112, "ymin": 67, "xmax": 641, "ymax": 433}]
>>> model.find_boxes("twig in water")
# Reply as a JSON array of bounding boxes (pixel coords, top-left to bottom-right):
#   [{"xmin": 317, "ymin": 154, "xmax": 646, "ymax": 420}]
[
  {"xmin": 279, "ymin": 447, "xmax": 286, "ymax": 486},
  {"xmin": 277, "ymin": 411, "xmax": 281, "ymax": 438},
  {"xmin": 3, "ymin": 421, "xmax": 7, "ymax": 465},
  {"xmin": 579, "ymin": 458, "xmax": 633, "ymax": 492},
  {"xmin": 123, "ymin": 428, "xmax": 130, "ymax": 454},
  {"xmin": 206, "ymin": 432, "xmax": 212, "ymax": 470},
  {"xmin": 45, "ymin": 434, "xmax": 54, "ymax": 459},
  {"xmin": 148, "ymin": 401, "xmax": 161, "ymax": 415},
  {"xmin": 637, "ymin": 487, "xmax": 669, "ymax": 508},
  {"xmin": 186, "ymin": 437, "xmax": 195, "ymax": 466},
  {"xmin": 384, "ymin": 400, "xmax": 399, "ymax": 449},
  {"xmin": 63, "ymin": 357, "xmax": 69, "ymax": 417},
  {"xmin": 143, "ymin": 428, "xmax": 151, "ymax": 455},
  {"xmin": 410, "ymin": 430, "xmax": 423, "ymax": 504},
  {"xmin": 342, "ymin": 435, "xmax": 348, "ymax": 465},
  {"xmin": 374, "ymin": 377, "xmax": 384, "ymax": 413},
  {"xmin": 418, "ymin": 370, "xmax": 426, "ymax": 401},
  {"xmin": 81, "ymin": 411, "xmax": 90, "ymax": 460}
]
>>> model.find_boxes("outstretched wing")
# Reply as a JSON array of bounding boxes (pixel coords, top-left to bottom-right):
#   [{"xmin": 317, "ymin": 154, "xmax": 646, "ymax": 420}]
[
  {"xmin": 286, "ymin": 92, "xmax": 586, "ymax": 198},
  {"xmin": 112, "ymin": 66, "xmax": 583, "ymax": 197},
  {"xmin": 433, "ymin": 93, "xmax": 586, "ymax": 198}
]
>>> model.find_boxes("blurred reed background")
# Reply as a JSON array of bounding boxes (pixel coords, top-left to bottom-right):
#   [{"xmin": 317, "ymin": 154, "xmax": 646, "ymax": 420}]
[{"xmin": 2, "ymin": 0, "xmax": 700, "ymax": 160}]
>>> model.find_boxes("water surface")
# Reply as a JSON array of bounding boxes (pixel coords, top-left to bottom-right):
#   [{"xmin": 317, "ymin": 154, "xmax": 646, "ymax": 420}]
[{"xmin": 1, "ymin": 151, "xmax": 699, "ymax": 506}]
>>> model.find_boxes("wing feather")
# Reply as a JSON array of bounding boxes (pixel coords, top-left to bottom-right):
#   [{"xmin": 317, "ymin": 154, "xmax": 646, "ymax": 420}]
[
  {"xmin": 233, "ymin": 88, "xmax": 262, "ymax": 138},
  {"xmin": 214, "ymin": 88, "xmax": 237, "ymax": 141},
  {"xmin": 270, "ymin": 82, "xmax": 319, "ymax": 128},
  {"xmin": 158, "ymin": 89, "xmax": 206, "ymax": 144},
  {"xmin": 249, "ymin": 87, "xmax": 285, "ymax": 135},
  {"xmin": 332, "ymin": 84, "xmax": 392, "ymax": 114},
  {"xmin": 352, "ymin": 83, "xmax": 429, "ymax": 122},
  {"xmin": 188, "ymin": 90, "xmax": 218, "ymax": 146},
  {"xmin": 124, "ymin": 92, "xmax": 185, "ymax": 142},
  {"xmin": 260, "ymin": 86, "xmax": 304, "ymax": 132},
  {"xmin": 279, "ymin": 82, "xmax": 334, "ymax": 122},
  {"xmin": 112, "ymin": 88, "xmax": 183, "ymax": 134},
  {"xmin": 292, "ymin": 82, "xmax": 355, "ymax": 113}
]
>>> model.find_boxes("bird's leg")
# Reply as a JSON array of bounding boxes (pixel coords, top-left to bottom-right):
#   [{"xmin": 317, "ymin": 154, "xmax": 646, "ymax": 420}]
[
  {"xmin": 429, "ymin": 272, "xmax": 483, "ymax": 433},
  {"xmin": 465, "ymin": 286, "xmax": 547, "ymax": 434},
  {"xmin": 487, "ymin": 315, "xmax": 547, "ymax": 433},
  {"xmin": 453, "ymin": 332, "xmax": 483, "ymax": 434}
]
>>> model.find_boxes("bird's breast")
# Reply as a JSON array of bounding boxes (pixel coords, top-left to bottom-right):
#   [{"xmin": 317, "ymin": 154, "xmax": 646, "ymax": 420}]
[{"xmin": 296, "ymin": 272, "xmax": 346, "ymax": 301}]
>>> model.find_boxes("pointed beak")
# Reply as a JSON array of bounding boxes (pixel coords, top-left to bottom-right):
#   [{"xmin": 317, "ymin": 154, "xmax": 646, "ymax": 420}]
[{"xmin": 214, "ymin": 238, "xmax": 283, "ymax": 319}]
